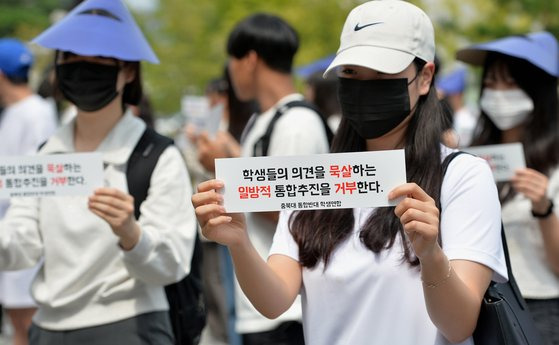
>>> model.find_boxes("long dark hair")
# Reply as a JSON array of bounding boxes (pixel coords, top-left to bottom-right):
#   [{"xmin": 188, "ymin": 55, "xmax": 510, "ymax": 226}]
[
  {"xmin": 224, "ymin": 66, "xmax": 258, "ymax": 141},
  {"xmin": 471, "ymin": 53, "xmax": 559, "ymax": 201},
  {"xmin": 290, "ymin": 59, "xmax": 447, "ymax": 269}
]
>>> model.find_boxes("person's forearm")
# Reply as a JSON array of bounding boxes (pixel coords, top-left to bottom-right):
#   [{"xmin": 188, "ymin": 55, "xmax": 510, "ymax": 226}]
[
  {"xmin": 538, "ymin": 214, "xmax": 559, "ymax": 274},
  {"xmin": 229, "ymin": 239, "xmax": 295, "ymax": 318},
  {"xmin": 421, "ymin": 248, "xmax": 485, "ymax": 343}
]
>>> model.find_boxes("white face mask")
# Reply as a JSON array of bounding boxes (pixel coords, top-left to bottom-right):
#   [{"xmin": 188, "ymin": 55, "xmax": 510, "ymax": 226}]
[{"xmin": 480, "ymin": 88, "xmax": 534, "ymax": 131}]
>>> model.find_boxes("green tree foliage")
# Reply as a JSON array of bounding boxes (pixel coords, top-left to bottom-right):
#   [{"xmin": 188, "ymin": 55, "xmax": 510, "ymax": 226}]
[
  {"xmin": 138, "ymin": 0, "xmax": 360, "ymax": 114},
  {"xmin": 425, "ymin": 0, "xmax": 559, "ymax": 71},
  {"xmin": 3, "ymin": 0, "xmax": 558, "ymax": 115},
  {"xmin": 0, "ymin": 0, "xmax": 73, "ymax": 39}
]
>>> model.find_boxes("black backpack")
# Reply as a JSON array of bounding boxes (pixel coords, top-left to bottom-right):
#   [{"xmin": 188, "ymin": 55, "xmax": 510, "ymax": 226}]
[
  {"xmin": 252, "ymin": 100, "xmax": 335, "ymax": 157},
  {"xmin": 127, "ymin": 127, "xmax": 206, "ymax": 345}
]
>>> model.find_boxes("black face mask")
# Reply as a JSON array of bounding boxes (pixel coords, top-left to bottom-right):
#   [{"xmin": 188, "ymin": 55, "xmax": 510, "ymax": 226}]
[
  {"xmin": 338, "ymin": 77, "xmax": 412, "ymax": 139},
  {"xmin": 56, "ymin": 61, "xmax": 120, "ymax": 112}
]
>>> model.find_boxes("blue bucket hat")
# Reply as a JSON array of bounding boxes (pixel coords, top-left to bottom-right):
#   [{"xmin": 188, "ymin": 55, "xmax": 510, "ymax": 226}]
[
  {"xmin": 0, "ymin": 38, "xmax": 33, "ymax": 78},
  {"xmin": 456, "ymin": 31, "xmax": 559, "ymax": 77},
  {"xmin": 32, "ymin": 0, "xmax": 158, "ymax": 63},
  {"xmin": 436, "ymin": 67, "xmax": 467, "ymax": 95}
]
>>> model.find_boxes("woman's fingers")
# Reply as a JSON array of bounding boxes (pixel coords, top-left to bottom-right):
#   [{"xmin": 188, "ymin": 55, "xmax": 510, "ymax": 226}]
[
  {"xmin": 89, "ymin": 194, "xmax": 129, "ymax": 209},
  {"xmin": 89, "ymin": 206, "xmax": 117, "ymax": 222},
  {"xmin": 88, "ymin": 201, "xmax": 122, "ymax": 218},
  {"xmin": 402, "ymin": 219, "xmax": 435, "ymax": 237},
  {"xmin": 399, "ymin": 206, "xmax": 439, "ymax": 228},
  {"xmin": 389, "ymin": 183, "xmax": 434, "ymax": 203},
  {"xmin": 394, "ymin": 197, "xmax": 438, "ymax": 218},
  {"xmin": 196, "ymin": 179, "xmax": 224, "ymax": 193},
  {"xmin": 195, "ymin": 203, "xmax": 227, "ymax": 225},
  {"xmin": 92, "ymin": 187, "xmax": 132, "ymax": 201},
  {"xmin": 511, "ymin": 168, "xmax": 548, "ymax": 203},
  {"xmin": 88, "ymin": 188, "xmax": 135, "ymax": 220}
]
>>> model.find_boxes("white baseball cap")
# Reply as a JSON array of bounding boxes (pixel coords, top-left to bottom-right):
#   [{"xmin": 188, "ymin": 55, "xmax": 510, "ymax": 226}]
[{"xmin": 324, "ymin": 0, "xmax": 435, "ymax": 76}]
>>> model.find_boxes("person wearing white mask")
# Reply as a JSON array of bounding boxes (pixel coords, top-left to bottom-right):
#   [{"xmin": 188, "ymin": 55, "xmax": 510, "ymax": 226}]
[{"xmin": 457, "ymin": 31, "xmax": 559, "ymax": 344}]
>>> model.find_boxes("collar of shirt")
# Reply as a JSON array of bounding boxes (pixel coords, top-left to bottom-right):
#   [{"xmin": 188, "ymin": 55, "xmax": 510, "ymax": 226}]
[{"xmin": 40, "ymin": 110, "xmax": 146, "ymax": 165}]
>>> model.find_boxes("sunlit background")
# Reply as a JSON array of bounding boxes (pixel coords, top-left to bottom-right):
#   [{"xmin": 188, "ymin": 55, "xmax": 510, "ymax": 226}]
[{"xmin": 2, "ymin": 0, "xmax": 558, "ymax": 119}]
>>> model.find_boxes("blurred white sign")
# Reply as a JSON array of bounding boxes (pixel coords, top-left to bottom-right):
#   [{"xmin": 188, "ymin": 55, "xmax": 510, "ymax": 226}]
[
  {"xmin": 181, "ymin": 95, "xmax": 223, "ymax": 139},
  {"xmin": 465, "ymin": 143, "xmax": 526, "ymax": 182}
]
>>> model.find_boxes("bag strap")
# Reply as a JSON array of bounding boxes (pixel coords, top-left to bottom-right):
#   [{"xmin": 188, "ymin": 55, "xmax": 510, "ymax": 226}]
[
  {"xmin": 440, "ymin": 151, "xmax": 526, "ymax": 308},
  {"xmin": 126, "ymin": 127, "xmax": 174, "ymax": 220},
  {"xmin": 252, "ymin": 100, "xmax": 334, "ymax": 157}
]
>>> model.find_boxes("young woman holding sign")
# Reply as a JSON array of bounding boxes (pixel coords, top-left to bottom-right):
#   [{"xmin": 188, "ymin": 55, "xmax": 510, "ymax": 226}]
[
  {"xmin": 193, "ymin": 1, "xmax": 507, "ymax": 344},
  {"xmin": 457, "ymin": 32, "xmax": 559, "ymax": 343},
  {"xmin": 0, "ymin": 0, "xmax": 196, "ymax": 344}
]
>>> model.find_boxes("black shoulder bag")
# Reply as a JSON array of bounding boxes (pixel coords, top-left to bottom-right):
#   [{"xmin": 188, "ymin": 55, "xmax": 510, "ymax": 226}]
[
  {"xmin": 127, "ymin": 128, "xmax": 206, "ymax": 345},
  {"xmin": 252, "ymin": 100, "xmax": 334, "ymax": 157},
  {"xmin": 441, "ymin": 152, "xmax": 544, "ymax": 345}
]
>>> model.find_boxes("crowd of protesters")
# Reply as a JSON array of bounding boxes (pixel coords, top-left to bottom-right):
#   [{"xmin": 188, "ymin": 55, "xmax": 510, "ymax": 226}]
[{"xmin": 0, "ymin": 0, "xmax": 558, "ymax": 344}]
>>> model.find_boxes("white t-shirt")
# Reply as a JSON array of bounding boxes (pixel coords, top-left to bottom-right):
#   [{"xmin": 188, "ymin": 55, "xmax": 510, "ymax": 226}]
[
  {"xmin": 502, "ymin": 166, "xmax": 559, "ymax": 298},
  {"xmin": 236, "ymin": 94, "xmax": 330, "ymax": 333},
  {"xmin": 269, "ymin": 149, "xmax": 508, "ymax": 345}
]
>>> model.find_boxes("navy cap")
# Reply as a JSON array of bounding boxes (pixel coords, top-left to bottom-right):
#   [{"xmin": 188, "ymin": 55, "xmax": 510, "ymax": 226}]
[
  {"xmin": 0, "ymin": 38, "xmax": 33, "ymax": 78},
  {"xmin": 32, "ymin": 0, "xmax": 158, "ymax": 63},
  {"xmin": 436, "ymin": 67, "xmax": 467, "ymax": 95},
  {"xmin": 456, "ymin": 31, "xmax": 559, "ymax": 77}
]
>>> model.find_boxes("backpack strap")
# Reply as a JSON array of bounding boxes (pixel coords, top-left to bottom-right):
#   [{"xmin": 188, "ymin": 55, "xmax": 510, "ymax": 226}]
[
  {"xmin": 126, "ymin": 128, "xmax": 207, "ymax": 343},
  {"xmin": 252, "ymin": 100, "xmax": 334, "ymax": 157},
  {"xmin": 126, "ymin": 127, "xmax": 173, "ymax": 220},
  {"xmin": 439, "ymin": 151, "xmax": 523, "ymax": 306}
]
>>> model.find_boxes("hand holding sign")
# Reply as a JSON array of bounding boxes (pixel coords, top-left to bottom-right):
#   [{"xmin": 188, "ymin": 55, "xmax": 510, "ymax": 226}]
[
  {"xmin": 511, "ymin": 168, "xmax": 550, "ymax": 214},
  {"xmin": 192, "ymin": 179, "xmax": 248, "ymax": 248},
  {"xmin": 88, "ymin": 187, "xmax": 140, "ymax": 250},
  {"xmin": 390, "ymin": 183, "xmax": 440, "ymax": 260},
  {"xmin": 197, "ymin": 131, "xmax": 240, "ymax": 172}
]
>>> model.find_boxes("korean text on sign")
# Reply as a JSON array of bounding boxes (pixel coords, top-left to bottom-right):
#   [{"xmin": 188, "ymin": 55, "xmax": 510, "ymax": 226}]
[
  {"xmin": 0, "ymin": 153, "xmax": 103, "ymax": 199},
  {"xmin": 215, "ymin": 150, "xmax": 406, "ymax": 212}
]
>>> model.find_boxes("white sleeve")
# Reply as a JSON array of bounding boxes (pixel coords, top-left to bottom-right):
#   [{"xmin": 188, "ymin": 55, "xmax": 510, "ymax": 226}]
[
  {"xmin": 122, "ymin": 146, "xmax": 197, "ymax": 285},
  {"xmin": 269, "ymin": 210, "xmax": 300, "ymax": 261},
  {"xmin": 267, "ymin": 108, "xmax": 330, "ymax": 156},
  {"xmin": 440, "ymin": 153, "xmax": 508, "ymax": 283},
  {"xmin": 0, "ymin": 197, "xmax": 43, "ymax": 270}
]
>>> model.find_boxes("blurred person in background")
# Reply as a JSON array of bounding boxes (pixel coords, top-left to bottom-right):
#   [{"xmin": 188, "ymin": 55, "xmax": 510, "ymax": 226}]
[
  {"xmin": 185, "ymin": 69, "xmax": 256, "ymax": 345},
  {"xmin": 0, "ymin": 37, "xmax": 57, "ymax": 345},
  {"xmin": 436, "ymin": 67, "xmax": 477, "ymax": 148},
  {"xmin": 303, "ymin": 70, "xmax": 341, "ymax": 133},
  {"xmin": 212, "ymin": 12, "xmax": 331, "ymax": 345},
  {"xmin": 458, "ymin": 31, "xmax": 559, "ymax": 344},
  {"xmin": 194, "ymin": 68, "xmax": 257, "ymax": 173},
  {"xmin": 184, "ymin": 75, "xmax": 231, "ymax": 345}
]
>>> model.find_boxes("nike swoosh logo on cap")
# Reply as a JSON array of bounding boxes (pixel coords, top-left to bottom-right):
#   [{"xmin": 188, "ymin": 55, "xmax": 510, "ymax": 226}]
[{"xmin": 354, "ymin": 22, "xmax": 383, "ymax": 31}]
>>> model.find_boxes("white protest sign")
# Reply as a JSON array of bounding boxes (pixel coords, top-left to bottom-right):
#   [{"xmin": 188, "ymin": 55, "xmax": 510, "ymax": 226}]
[
  {"xmin": 465, "ymin": 143, "xmax": 526, "ymax": 182},
  {"xmin": 0, "ymin": 153, "xmax": 103, "ymax": 199},
  {"xmin": 204, "ymin": 103, "xmax": 224, "ymax": 139},
  {"xmin": 181, "ymin": 95, "xmax": 224, "ymax": 139},
  {"xmin": 181, "ymin": 95, "xmax": 209, "ymax": 133},
  {"xmin": 215, "ymin": 150, "xmax": 407, "ymax": 212}
]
